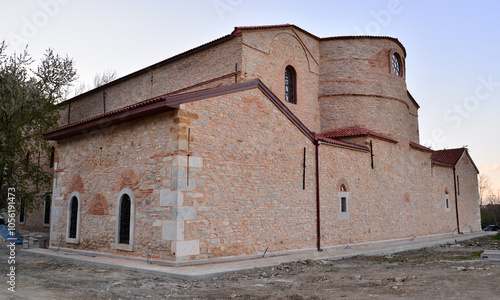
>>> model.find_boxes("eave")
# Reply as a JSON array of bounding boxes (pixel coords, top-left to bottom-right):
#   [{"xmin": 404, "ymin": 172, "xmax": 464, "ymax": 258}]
[{"xmin": 44, "ymin": 79, "xmax": 317, "ymax": 143}]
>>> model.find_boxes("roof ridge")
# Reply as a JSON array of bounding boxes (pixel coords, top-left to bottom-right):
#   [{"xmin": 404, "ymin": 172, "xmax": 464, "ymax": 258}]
[
  {"xmin": 318, "ymin": 125, "xmax": 398, "ymax": 143},
  {"xmin": 232, "ymin": 24, "xmax": 406, "ymax": 56}
]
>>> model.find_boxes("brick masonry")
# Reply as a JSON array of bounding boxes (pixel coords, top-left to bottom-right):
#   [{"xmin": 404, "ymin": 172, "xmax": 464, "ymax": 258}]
[{"xmin": 44, "ymin": 25, "xmax": 481, "ymax": 262}]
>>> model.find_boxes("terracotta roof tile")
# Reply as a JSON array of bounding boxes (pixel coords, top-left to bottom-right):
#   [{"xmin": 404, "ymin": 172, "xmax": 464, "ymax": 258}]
[
  {"xmin": 315, "ymin": 134, "xmax": 369, "ymax": 151},
  {"xmin": 431, "ymin": 148, "xmax": 466, "ymax": 167},
  {"xmin": 410, "ymin": 141, "xmax": 433, "ymax": 152},
  {"xmin": 318, "ymin": 125, "xmax": 398, "ymax": 143},
  {"xmin": 45, "ymin": 94, "xmax": 172, "ymax": 135}
]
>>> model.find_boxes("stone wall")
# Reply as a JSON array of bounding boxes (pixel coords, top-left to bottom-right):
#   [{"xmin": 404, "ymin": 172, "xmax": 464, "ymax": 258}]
[
  {"xmin": 318, "ymin": 139, "xmax": 480, "ymax": 248},
  {"xmin": 241, "ymin": 28, "xmax": 321, "ymax": 133},
  {"xmin": 182, "ymin": 88, "xmax": 317, "ymax": 259},
  {"xmin": 318, "ymin": 38, "xmax": 419, "ymax": 143},
  {"xmin": 456, "ymin": 153, "xmax": 482, "ymax": 232},
  {"xmin": 50, "ymin": 110, "xmax": 178, "ymax": 257},
  {"xmin": 46, "ymin": 25, "xmax": 482, "ymax": 262},
  {"xmin": 57, "ymin": 36, "xmax": 243, "ymax": 127}
]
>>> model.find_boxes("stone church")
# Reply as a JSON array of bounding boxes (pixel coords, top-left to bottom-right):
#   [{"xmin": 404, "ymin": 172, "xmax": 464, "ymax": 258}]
[{"xmin": 42, "ymin": 24, "xmax": 481, "ymax": 263}]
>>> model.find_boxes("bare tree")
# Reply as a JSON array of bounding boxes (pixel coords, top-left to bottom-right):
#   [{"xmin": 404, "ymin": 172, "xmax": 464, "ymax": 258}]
[
  {"xmin": 70, "ymin": 69, "xmax": 117, "ymax": 97},
  {"xmin": 478, "ymin": 174, "xmax": 493, "ymax": 204},
  {"xmin": 93, "ymin": 69, "xmax": 117, "ymax": 88}
]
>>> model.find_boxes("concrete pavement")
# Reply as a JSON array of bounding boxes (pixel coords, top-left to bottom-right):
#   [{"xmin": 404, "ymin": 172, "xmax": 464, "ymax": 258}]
[{"xmin": 25, "ymin": 231, "xmax": 496, "ymax": 281}]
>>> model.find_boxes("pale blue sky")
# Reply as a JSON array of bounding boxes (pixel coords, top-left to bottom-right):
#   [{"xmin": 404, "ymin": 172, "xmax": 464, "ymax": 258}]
[{"xmin": 1, "ymin": 0, "xmax": 499, "ymax": 193}]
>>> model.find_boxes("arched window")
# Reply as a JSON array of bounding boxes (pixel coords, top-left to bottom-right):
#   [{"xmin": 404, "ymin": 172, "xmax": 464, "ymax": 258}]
[
  {"xmin": 119, "ymin": 194, "xmax": 131, "ymax": 244},
  {"xmin": 285, "ymin": 65, "xmax": 297, "ymax": 104},
  {"xmin": 66, "ymin": 192, "xmax": 81, "ymax": 244},
  {"xmin": 445, "ymin": 190, "xmax": 451, "ymax": 212},
  {"xmin": 69, "ymin": 197, "xmax": 78, "ymax": 238},
  {"xmin": 115, "ymin": 188, "xmax": 135, "ymax": 251},
  {"xmin": 338, "ymin": 182, "xmax": 349, "ymax": 218},
  {"xmin": 392, "ymin": 53, "xmax": 403, "ymax": 76}
]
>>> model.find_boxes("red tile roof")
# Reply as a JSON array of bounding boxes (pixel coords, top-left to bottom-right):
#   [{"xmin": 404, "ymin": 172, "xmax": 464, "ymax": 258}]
[
  {"xmin": 44, "ymin": 79, "xmax": 319, "ymax": 143},
  {"xmin": 432, "ymin": 148, "xmax": 466, "ymax": 167},
  {"xmin": 409, "ymin": 141, "xmax": 433, "ymax": 152},
  {"xmin": 315, "ymin": 135, "xmax": 369, "ymax": 151},
  {"xmin": 318, "ymin": 125, "xmax": 398, "ymax": 143}
]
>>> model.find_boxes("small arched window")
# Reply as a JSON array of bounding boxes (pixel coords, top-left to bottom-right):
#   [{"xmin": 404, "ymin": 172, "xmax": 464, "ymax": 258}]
[
  {"xmin": 338, "ymin": 183, "xmax": 349, "ymax": 216},
  {"xmin": 119, "ymin": 194, "xmax": 131, "ymax": 244},
  {"xmin": 445, "ymin": 189, "xmax": 451, "ymax": 212},
  {"xmin": 115, "ymin": 188, "xmax": 135, "ymax": 251},
  {"xmin": 66, "ymin": 191, "xmax": 81, "ymax": 244},
  {"xmin": 285, "ymin": 65, "xmax": 297, "ymax": 104},
  {"xmin": 392, "ymin": 53, "xmax": 402, "ymax": 76},
  {"xmin": 69, "ymin": 197, "xmax": 78, "ymax": 238}
]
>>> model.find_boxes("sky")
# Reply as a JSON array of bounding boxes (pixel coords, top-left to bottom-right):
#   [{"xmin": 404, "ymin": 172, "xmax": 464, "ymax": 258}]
[{"xmin": 1, "ymin": 0, "xmax": 500, "ymax": 195}]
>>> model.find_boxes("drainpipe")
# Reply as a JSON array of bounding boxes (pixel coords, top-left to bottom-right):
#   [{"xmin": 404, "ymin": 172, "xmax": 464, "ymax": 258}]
[
  {"xmin": 315, "ymin": 140, "xmax": 322, "ymax": 251},
  {"xmin": 453, "ymin": 167, "xmax": 461, "ymax": 234}
]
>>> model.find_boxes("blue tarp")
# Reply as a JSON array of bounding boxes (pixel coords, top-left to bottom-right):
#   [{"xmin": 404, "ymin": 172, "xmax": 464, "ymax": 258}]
[{"xmin": 0, "ymin": 225, "xmax": 23, "ymax": 244}]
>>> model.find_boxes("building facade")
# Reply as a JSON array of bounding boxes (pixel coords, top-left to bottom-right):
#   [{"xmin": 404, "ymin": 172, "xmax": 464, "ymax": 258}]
[{"xmin": 43, "ymin": 24, "xmax": 481, "ymax": 263}]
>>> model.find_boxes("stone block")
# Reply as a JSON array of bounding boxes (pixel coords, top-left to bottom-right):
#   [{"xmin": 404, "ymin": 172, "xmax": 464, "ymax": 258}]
[
  {"xmin": 173, "ymin": 206, "xmax": 197, "ymax": 220},
  {"xmin": 173, "ymin": 155, "xmax": 187, "ymax": 167},
  {"xmin": 172, "ymin": 178, "xmax": 196, "ymax": 191},
  {"xmin": 172, "ymin": 206, "xmax": 196, "ymax": 220},
  {"xmin": 160, "ymin": 189, "xmax": 183, "ymax": 207},
  {"xmin": 189, "ymin": 157, "xmax": 203, "ymax": 168},
  {"xmin": 172, "ymin": 240, "xmax": 200, "ymax": 256},
  {"xmin": 162, "ymin": 220, "xmax": 184, "ymax": 240},
  {"xmin": 172, "ymin": 167, "xmax": 187, "ymax": 179}
]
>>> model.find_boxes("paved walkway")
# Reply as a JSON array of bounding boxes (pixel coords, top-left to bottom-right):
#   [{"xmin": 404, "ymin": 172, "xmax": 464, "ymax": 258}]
[{"xmin": 26, "ymin": 231, "xmax": 495, "ymax": 280}]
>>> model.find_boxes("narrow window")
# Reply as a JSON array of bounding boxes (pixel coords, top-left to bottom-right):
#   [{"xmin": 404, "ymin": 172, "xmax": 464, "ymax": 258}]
[
  {"xmin": 119, "ymin": 194, "xmax": 131, "ymax": 244},
  {"xmin": 49, "ymin": 146, "xmax": 55, "ymax": 168},
  {"xmin": 285, "ymin": 65, "xmax": 297, "ymax": 104},
  {"xmin": 43, "ymin": 194, "xmax": 51, "ymax": 226},
  {"xmin": 445, "ymin": 192, "xmax": 451, "ymax": 212},
  {"xmin": 302, "ymin": 147, "xmax": 306, "ymax": 190},
  {"xmin": 457, "ymin": 175, "xmax": 460, "ymax": 196},
  {"xmin": 19, "ymin": 198, "xmax": 26, "ymax": 224},
  {"xmin": 392, "ymin": 53, "xmax": 402, "ymax": 76},
  {"xmin": 341, "ymin": 197, "xmax": 347, "ymax": 212},
  {"xmin": 370, "ymin": 141, "xmax": 374, "ymax": 169},
  {"xmin": 69, "ymin": 196, "xmax": 78, "ymax": 239},
  {"xmin": 338, "ymin": 183, "xmax": 349, "ymax": 218}
]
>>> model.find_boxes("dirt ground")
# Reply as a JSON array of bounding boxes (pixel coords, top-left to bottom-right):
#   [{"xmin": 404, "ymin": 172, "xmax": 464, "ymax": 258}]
[{"xmin": 1, "ymin": 234, "xmax": 500, "ymax": 300}]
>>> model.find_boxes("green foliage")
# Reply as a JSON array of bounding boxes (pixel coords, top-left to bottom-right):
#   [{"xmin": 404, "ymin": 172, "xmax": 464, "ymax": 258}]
[
  {"xmin": 324, "ymin": 269, "xmax": 338, "ymax": 272},
  {"xmin": 0, "ymin": 41, "xmax": 77, "ymax": 211},
  {"xmin": 455, "ymin": 251, "xmax": 483, "ymax": 260},
  {"xmin": 481, "ymin": 206, "xmax": 500, "ymax": 228}
]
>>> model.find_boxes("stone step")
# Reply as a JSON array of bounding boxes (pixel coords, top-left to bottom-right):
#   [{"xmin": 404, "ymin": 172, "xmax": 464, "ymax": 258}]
[{"xmin": 481, "ymin": 250, "xmax": 500, "ymax": 265}]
